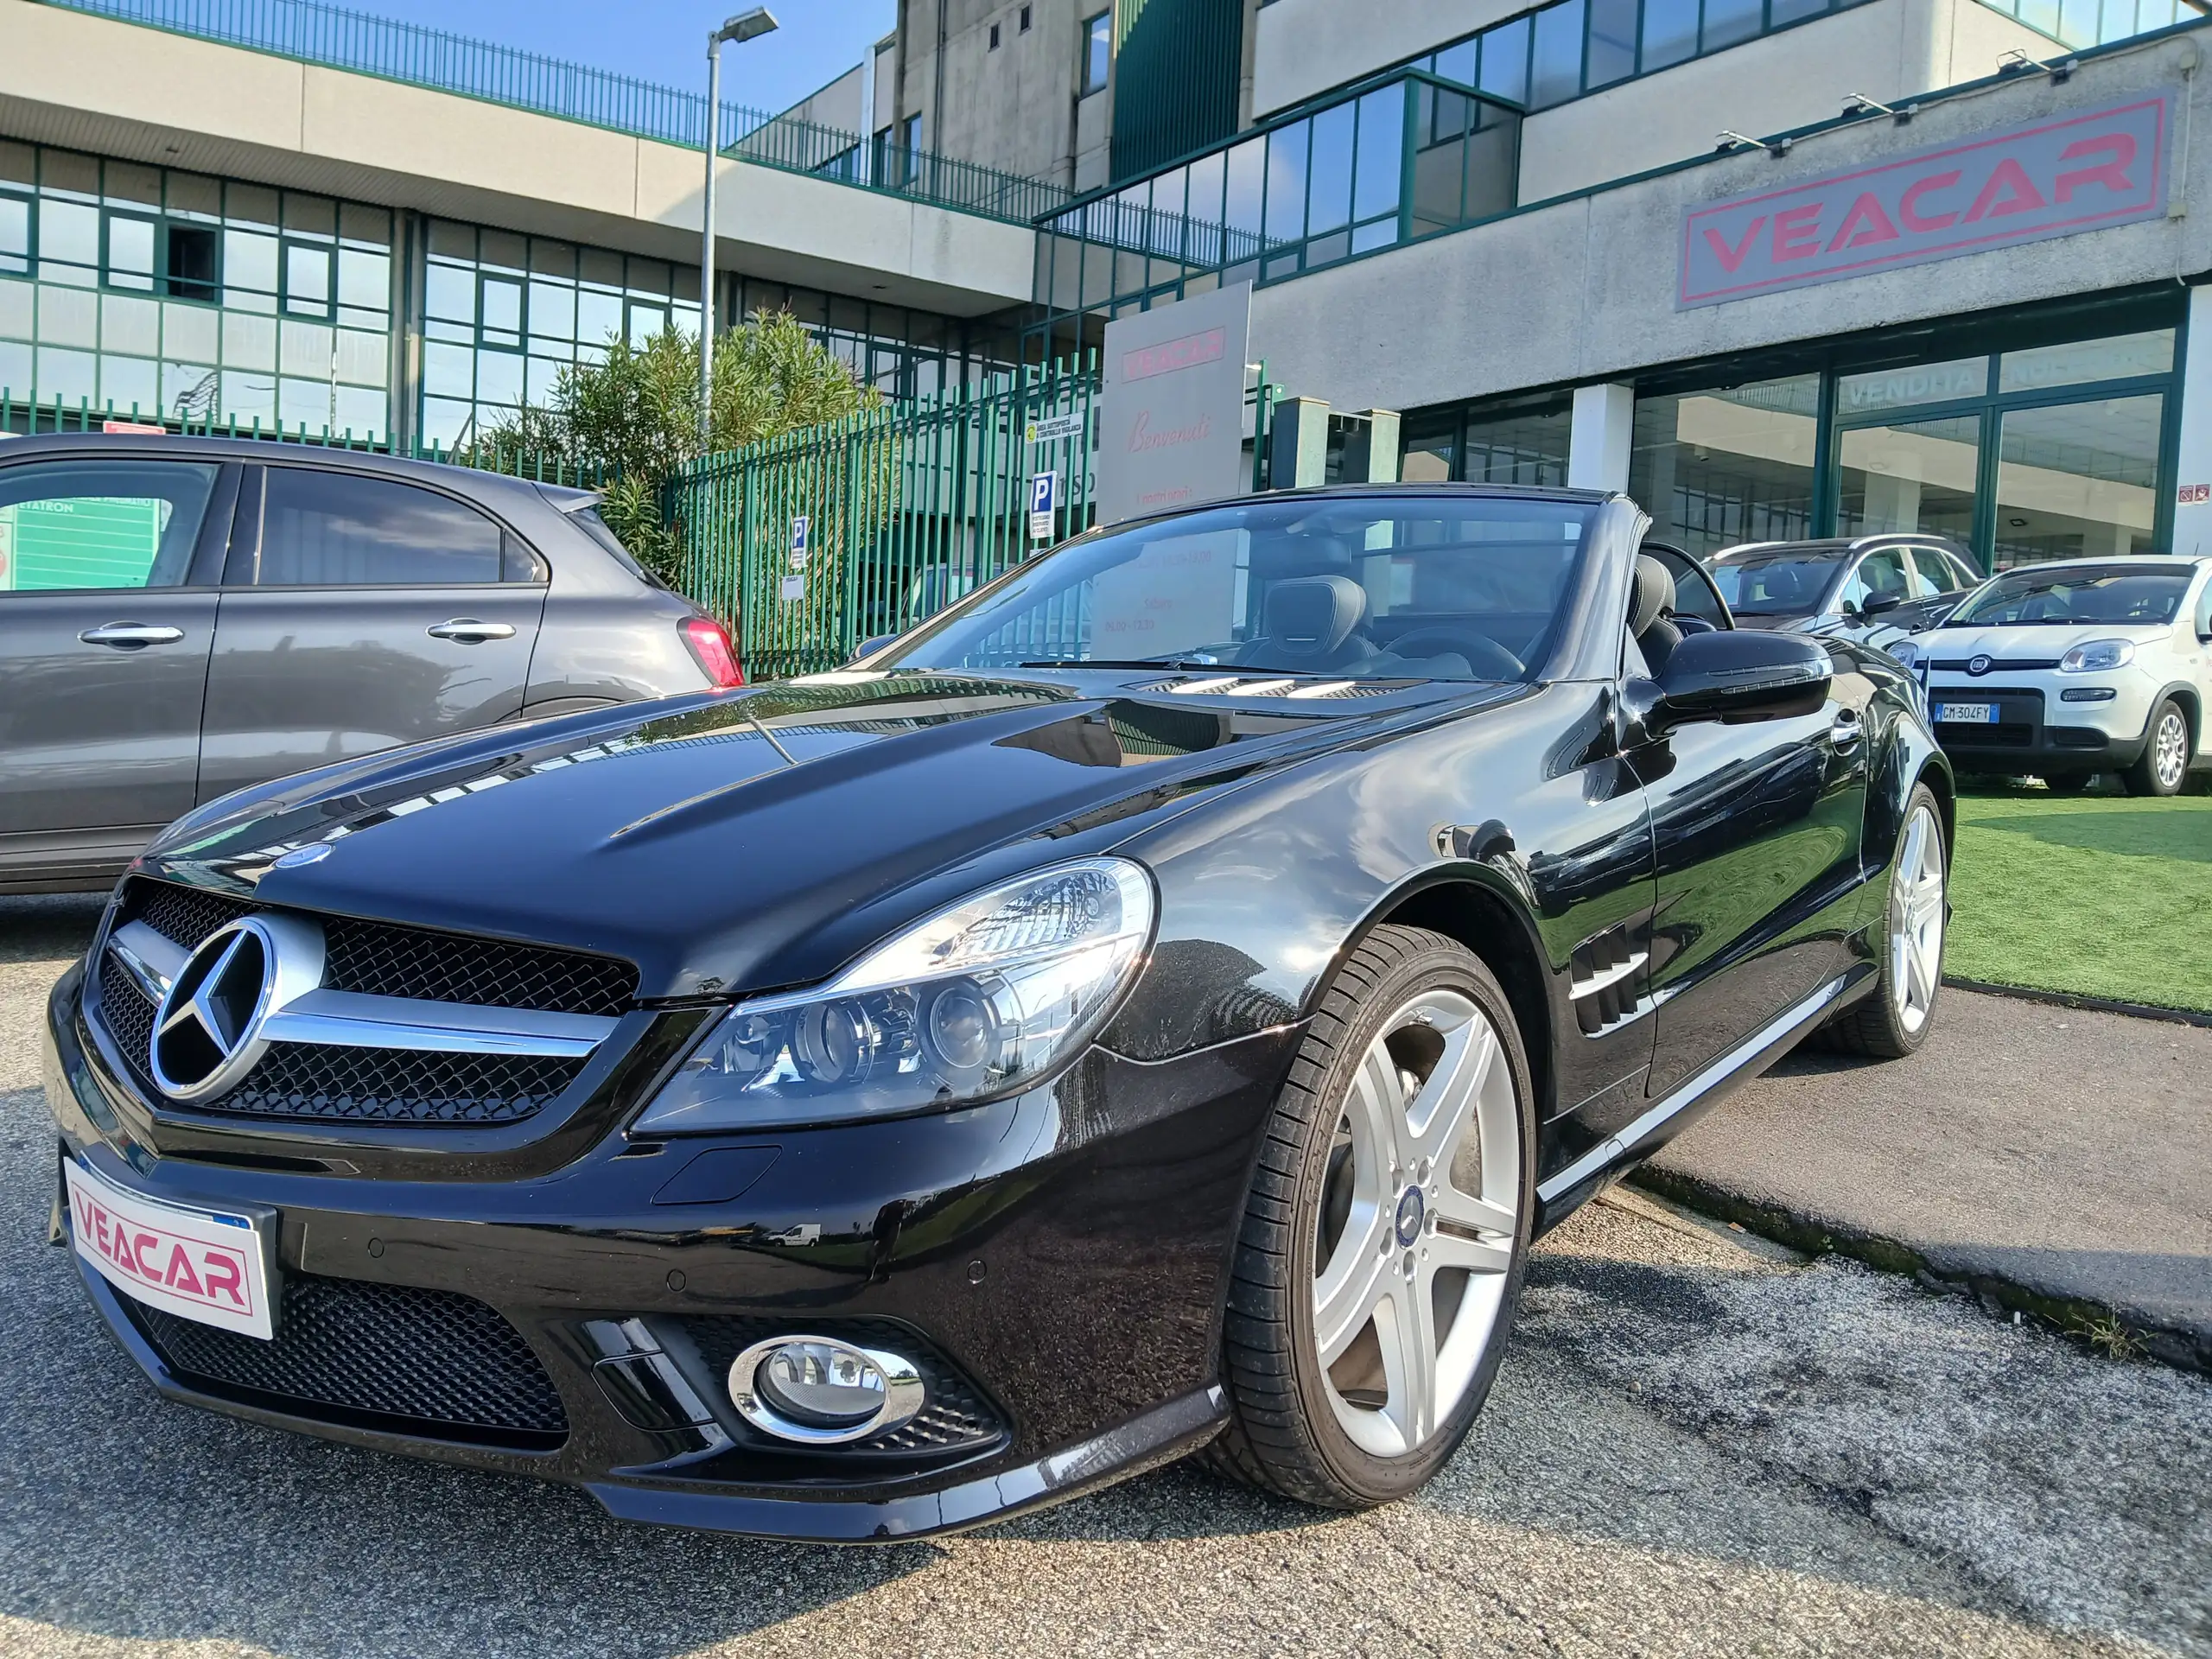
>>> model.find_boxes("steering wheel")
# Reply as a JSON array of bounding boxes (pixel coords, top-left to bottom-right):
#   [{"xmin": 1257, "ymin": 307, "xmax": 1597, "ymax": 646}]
[{"xmin": 1383, "ymin": 626, "xmax": 1525, "ymax": 680}]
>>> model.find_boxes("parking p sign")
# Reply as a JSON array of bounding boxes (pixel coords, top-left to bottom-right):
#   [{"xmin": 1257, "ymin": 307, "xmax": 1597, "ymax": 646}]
[
  {"xmin": 788, "ymin": 515, "xmax": 810, "ymax": 572},
  {"xmin": 1028, "ymin": 470, "xmax": 1060, "ymax": 542}
]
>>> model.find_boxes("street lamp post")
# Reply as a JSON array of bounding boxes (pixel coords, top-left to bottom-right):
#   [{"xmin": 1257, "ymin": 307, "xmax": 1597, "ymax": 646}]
[{"xmin": 702, "ymin": 7, "xmax": 779, "ymax": 448}]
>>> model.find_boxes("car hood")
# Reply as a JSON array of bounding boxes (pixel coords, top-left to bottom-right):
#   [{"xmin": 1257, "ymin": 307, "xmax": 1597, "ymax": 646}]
[
  {"xmin": 139, "ymin": 671, "xmax": 1516, "ymax": 999},
  {"xmin": 1913, "ymin": 620, "xmax": 2169, "ymax": 661}
]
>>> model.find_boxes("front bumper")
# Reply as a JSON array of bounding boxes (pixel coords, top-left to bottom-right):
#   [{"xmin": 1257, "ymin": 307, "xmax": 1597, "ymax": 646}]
[
  {"xmin": 45, "ymin": 961, "xmax": 1296, "ymax": 1541},
  {"xmin": 1923, "ymin": 673, "xmax": 2152, "ymax": 770}
]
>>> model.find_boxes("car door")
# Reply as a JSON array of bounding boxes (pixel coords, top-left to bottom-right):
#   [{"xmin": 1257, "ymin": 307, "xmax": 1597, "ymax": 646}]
[
  {"xmin": 1627, "ymin": 640, "xmax": 1872, "ymax": 1097},
  {"xmin": 0, "ymin": 454, "xmax": 236, "ymax": 882},
  {"xmin": 197, "ymin": 463, "xmax": 548, "ymax": 802}
]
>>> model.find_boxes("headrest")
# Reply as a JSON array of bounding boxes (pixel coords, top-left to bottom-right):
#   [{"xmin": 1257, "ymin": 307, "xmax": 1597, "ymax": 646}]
[
  {"xmin": 1264, "ymin": 575, "xmax": 1368, "ymax": 658},
  {"xmin": 1631, "ymin": 555, "xmax": 1674, "ymax": 637}
]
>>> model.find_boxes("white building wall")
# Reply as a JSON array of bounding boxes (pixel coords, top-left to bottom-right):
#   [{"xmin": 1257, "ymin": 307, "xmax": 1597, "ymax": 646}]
[{"xmin": 1248, "ymin": 29, "xmax": 2209, "ymax": 416}]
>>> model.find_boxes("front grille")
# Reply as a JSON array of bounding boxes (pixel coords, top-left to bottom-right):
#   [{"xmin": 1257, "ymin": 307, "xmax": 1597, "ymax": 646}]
[
  {"xmin": 682, "ymin": 1317, "xmax": 1004, "ymax": 1455},
  {"xmin": 118, "ymin": 878, "xmax": 636, "ymax": 1015},
  {"xmin": 124, "ymin": 1271, "xmax": 568, "ymax": 1448},
  {"xmin": 208, "ymin": 1043, "xmax": 589, "ymax": 1125},
  {"xmin": 97, "ymin": 877, "xmax": 631, "ymax": 1127},
  {"xmin": 98, "ymin": 955, "xmax": 157, "ymax": 1080},
  {"xmin": 95, "ymin": 948, "xmax": 588, "ymax": 1126}
]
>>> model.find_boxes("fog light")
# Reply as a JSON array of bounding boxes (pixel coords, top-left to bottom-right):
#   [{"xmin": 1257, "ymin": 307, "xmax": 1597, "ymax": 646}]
[
  {"xmin": 2061, "ymin": 686, "xmax": 2118, "ymax": 702},
  {"xmin": 727, "ymin": 1335, "xmax": 924, "ymax": 1444}
]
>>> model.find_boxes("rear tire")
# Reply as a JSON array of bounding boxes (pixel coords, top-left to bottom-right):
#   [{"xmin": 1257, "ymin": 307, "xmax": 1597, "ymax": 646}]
[
  {"xmin": 1209, "ymin": 925, "xmax": 1535, "ymax": 1509},
  {"xmin": 2125, "ymin": 699, "xmax": 2190, "ymax": 797},
  {"xmin": 1823, "ymin": 783, "xmax": 1947, "ymax": 1059}
]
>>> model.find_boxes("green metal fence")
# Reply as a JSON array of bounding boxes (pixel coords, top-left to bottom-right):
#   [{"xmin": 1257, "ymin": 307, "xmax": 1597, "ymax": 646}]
[
  {"xmin": 671, "ymin": 359, "xmax": 1280, "ymax": 683},
  {"xmin": 0, "ymin": 387, "xmax": 608, "ymax": 487},
  {"xmin": 41, "ymin": 0, "xmax": 1068, "ymax": 226}
]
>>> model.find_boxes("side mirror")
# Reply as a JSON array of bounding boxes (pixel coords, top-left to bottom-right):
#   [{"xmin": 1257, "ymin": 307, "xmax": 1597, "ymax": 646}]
[
  {"xmin": 1859, "ymin": 592, "xmax": 1904, "ymax": 617},
  {"xmin": 849, "ymin": 633, "xmax": 895, "ymax": 666},
  {"xmin": 1643, "ymin": 629, "xmax": 1830, "ymax": 733}
]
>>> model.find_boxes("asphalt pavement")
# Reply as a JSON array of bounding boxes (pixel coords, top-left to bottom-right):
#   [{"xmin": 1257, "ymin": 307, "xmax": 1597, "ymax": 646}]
[
  {"xmin": 1643, "ymin": 986, "xmax": 2212, "ymax": 1370},
  {"xmin": 4, "ymin": 897, "xmax": 2209, "ymax": 1657}
]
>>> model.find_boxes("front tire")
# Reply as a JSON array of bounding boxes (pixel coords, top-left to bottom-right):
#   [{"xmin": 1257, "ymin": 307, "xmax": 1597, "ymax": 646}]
[
  {"xmin": 1824, "ymin": 783, "xmax": 1948, "ymax": 1058},
  {"xmin": 1211, "ymin": 925, "xmax": 1535, "ymax": 1508},
  {"xmin": 2126, "ymin": 698, "xmax": 2190, "ymax": 797}
]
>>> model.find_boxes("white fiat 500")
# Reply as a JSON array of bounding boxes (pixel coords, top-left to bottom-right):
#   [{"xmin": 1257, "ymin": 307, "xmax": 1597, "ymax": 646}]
[{"xmin": 1891, "ymin": 556, "xmax": 2212, "ymax": 795}]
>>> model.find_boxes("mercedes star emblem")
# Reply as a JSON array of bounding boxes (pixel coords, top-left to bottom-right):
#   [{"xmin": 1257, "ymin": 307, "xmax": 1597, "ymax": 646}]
[{"xmin": 149, "ymin": 914, "xmax": 326, "ymax": 1101}]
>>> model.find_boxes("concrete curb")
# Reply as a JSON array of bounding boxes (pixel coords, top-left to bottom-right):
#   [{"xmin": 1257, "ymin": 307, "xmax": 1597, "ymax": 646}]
[
  {"xmin": 1941, "ymin": 974, "xmax": 2212, "ymax": 1029},
  {"xmin": 1627, "ymin": 1166, "xmax": 2212, "ymax": 1377}
]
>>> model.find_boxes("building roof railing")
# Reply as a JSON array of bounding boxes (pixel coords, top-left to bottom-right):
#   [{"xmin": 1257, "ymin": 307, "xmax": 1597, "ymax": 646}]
[{"xmin": 36, "ymin": 0, "xmax": 1071, "ymax": 226}]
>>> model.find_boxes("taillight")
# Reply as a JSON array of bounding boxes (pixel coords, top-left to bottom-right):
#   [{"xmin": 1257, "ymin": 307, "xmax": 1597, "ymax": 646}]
[{"xmin": 678, "ymin": 614, "xmax": 744, "ymax": 688}]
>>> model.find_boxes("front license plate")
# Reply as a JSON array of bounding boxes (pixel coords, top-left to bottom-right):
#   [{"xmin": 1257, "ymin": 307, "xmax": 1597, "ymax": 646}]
[
  {"xmin": 64, "ymin": 1160, "xmax": 274, "ymax": 1340},
  {"xmin": 1936, "ymin": 702, "xmax": 1999, "ymax": 724}
]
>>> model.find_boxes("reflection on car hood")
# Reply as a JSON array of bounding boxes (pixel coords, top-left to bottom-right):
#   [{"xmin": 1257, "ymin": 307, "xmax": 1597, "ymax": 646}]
[
  {"xmin": 1915, "ymin": 620, "xmax": 2171, "ymax": 659},
  {"xmin": 140, "ymin": 670, "xmax": 1516, "ymax": 998}
]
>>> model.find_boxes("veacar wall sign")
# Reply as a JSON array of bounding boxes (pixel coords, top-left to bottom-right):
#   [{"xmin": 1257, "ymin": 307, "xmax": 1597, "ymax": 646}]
[{"xmin": 1677, "ymin": 96, "xmax": 2170, "ymax": 308}]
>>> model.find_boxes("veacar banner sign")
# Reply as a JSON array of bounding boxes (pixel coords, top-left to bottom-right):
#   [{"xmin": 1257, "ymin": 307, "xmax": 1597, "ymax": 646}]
[
  {"xmin": 1096, "ymin": 283, "xmax": 1251, "ymax": 526},
  {"xmin": 1677, "ymin": 97, "xmax": 2169, "ymax": 308}
]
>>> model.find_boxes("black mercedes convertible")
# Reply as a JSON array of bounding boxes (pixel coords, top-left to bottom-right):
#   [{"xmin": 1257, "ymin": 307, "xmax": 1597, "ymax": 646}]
[{"xmin": 45, "ymin": 484, "xmax": 1953, "ymax": 1541}]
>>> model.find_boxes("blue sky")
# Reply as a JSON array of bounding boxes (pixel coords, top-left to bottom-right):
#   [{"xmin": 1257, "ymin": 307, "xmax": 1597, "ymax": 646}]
[{"xmin": 363, "ymin": 2, "xmax": 896, "ymax": 115}]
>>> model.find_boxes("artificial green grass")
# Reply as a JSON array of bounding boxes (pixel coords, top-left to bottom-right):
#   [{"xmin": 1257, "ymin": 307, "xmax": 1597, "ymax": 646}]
[{"xmin": 1945, "ymin": 790, "xmax": 2212, "ymax": 1013}]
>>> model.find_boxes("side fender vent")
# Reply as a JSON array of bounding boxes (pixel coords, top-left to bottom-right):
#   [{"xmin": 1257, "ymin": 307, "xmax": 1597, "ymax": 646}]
[{"xmin": 1569, "ymin": 926, "xmax": 1650, "ymax": 1035}]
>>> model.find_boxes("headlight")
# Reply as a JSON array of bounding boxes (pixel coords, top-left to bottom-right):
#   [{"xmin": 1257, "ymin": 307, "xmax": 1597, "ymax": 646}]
[
  {"xmin": 1887, "ymin": 639, "xmax": 1921, "ymax": 669},
  {"xmin": 633, "ymin": 857, "xmax": 1154, "ymax": 1133},
  {"xmin": 2059, "ymin": 639, "xmax": 2135, "ymax": 673}
]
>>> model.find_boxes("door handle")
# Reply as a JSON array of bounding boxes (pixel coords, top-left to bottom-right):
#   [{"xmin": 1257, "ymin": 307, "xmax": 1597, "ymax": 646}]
[
  {"xmin": 1829, "ymin": 709, "xmax": 1864, "ymax": 747},
  {"xmin": 426, "ymin": 618, "xmax": 517, "ymax": 643},
  {"xmin": 79, "ymin": 622, "xmax": 185, "ymax": 649}
]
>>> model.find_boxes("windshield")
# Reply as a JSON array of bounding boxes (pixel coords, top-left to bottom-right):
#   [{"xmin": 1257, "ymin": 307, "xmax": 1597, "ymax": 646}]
[
  {"xmin": 1945, "ymin": 563, "xmax": 2190, "ymax": 627},
  {"xmin": 1704, "ymin": 547, "xmax": 1847, "ymax": 615},
  {"xmin": 874, "ymin": 495, "xmax": 1600, "ymax": 683}
]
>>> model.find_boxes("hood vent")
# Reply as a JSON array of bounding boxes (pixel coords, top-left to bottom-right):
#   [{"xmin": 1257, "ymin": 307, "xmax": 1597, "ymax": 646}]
[{"xmin": 1131, "ymin": 677, "xmax": 1406, "ymax": 700}]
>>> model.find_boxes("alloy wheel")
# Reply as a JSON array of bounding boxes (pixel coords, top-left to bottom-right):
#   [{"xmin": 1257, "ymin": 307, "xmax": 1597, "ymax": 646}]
[
  {"xmin": 1889, "ymin": 803, "xmax": 1947, "ymax": 1034},
  {"xmin": 2155, "ymin": 709, "xmax": 2190, "ymax": 792},
  {"xmin": 1311, "ymin": 989, "xmax": 1522, "ymax": 1459}
]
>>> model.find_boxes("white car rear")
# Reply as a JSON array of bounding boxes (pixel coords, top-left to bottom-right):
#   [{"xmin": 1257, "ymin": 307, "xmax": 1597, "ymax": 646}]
[{"xmin": 1891, "ymin": 556, "xmax": 2212, "ymax": 794}]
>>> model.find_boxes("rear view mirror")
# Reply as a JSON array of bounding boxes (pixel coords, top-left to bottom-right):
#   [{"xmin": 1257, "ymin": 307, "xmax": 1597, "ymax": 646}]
[
  {"xmin": 1643, "ymin": 630, "xmax": 1830, "ymax": 733},
  {"xmin": 1859, "ymin": 592, "xmax": 1904, "ymax": 617},
  {"xmin": 849, "ymin": 633, "xmax": 895, "ymax": 666}
]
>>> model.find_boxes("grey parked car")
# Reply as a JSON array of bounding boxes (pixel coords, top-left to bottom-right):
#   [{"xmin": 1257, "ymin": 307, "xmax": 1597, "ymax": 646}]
[
  {"xmin": 0, "ymin": 435, "xmax": 737, "ymax": 893},
  {"xmin": 1702, "ymin": 533, "xmax": 1983, "ymax": 652}
]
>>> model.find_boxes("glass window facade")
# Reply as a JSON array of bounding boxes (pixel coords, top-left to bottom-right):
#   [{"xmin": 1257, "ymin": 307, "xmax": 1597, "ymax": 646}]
[
  {"xmin": 0, "ymin": 139, "xmax": 392, "ymax": 439},
  {"xmin": 418, "ymin": 219, "xmax": 700, "ymax": 449},
  {"xmin": 1630, "ymin": 376, "xmax": 1820, "ymax": 554},
  {"xmin": 1615, "ymin": 314, "xmax": 2177, "ymax": 570},
  {"xmin": 1977, "ymin": 0, "xmax": 2194, "ymax": 49},
  {"xmin": 0, "ymin": 139, "xmax": 1012, "ymax": 450},
  {"xmin": 1033, "ymin": 69, "xmax": 1518, "ymax": 355},
  {"xmin": 1400, "ymin": 0, "xmax": 1879, "ymax": 115}
]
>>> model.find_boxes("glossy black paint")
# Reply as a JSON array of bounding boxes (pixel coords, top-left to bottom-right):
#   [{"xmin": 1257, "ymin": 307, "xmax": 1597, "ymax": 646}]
[{"xmin": 46, "ymin": 483, "xmax": 1951, "ymax": 1541}]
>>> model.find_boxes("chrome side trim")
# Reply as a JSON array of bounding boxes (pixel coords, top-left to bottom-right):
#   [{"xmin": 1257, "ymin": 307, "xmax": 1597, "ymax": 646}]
[
  {"xmin": 106, "ymin": 921, "xmax": 188, "ymax": 1004},
  {"xmin": 1569, "ymin": 951, "xmax": 1649, "ymax": 1001},
  {"xmin": 1536, "ymin": 970, "xmax": 1860, "ymax": 1205},
  {"xmin": 256, "ymin": 989, "xmax": 618, "ymax": 1057}
]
